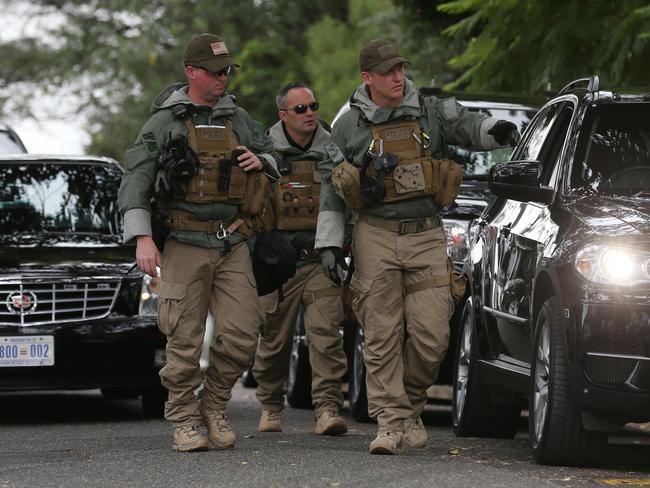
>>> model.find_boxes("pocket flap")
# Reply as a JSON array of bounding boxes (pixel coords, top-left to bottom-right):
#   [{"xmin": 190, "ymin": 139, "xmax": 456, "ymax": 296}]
[
  {"xmin": 157, "ymin": 280, "xmax": 186, "ymax": 300},
  {"xmin": 349, "ymin": 273, "xmax": 372, "ymax": 294}
]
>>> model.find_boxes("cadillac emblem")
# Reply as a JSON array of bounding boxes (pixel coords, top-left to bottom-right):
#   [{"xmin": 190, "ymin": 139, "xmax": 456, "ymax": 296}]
[{"xmin": 6, "ymin": 291, "xmax": 38, "ymax": 315}]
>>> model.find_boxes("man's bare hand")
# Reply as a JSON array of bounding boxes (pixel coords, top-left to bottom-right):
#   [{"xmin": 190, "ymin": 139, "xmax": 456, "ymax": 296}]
[
  {"xmin": 235, "ymin": 145, "xmax": 263, "ymax": 172},
  {"xmin": 136, "ymin": 235, "xmax": 161, "ymax": 277}
]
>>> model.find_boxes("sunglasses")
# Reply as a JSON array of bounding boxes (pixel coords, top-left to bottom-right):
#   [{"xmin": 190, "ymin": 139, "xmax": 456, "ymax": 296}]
[
  {"xmin": 189, "ymin": 65, "xmax": 232, "ymax": 77},
  {"xmin": 284, "ymin": 102, "xmax": 319, "ymax": 114}
]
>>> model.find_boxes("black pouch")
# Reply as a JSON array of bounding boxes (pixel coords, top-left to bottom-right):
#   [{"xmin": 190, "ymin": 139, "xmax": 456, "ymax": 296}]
[{"xmin": 249, "ymin": 231, "xmax": 297, "ymax": 299}]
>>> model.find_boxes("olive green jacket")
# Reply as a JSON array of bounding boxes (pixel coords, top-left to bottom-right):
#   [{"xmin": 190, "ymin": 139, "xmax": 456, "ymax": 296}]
[
  {"xmin": 118, "ymin": 82, "xmax": 279, "ymax": 248},
  {"xmin": 315, "ymin": 79, "xmax": 503, "ymax": 250},
  {"xmin": 267, "ymin": 120, "xmax": 330, "ymax": 266}
]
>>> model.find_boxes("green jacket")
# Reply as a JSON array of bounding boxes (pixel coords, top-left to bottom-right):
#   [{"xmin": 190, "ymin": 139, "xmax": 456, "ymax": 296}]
[
  {"xmin": 118, "ymin": 82, "xmax": 278, "ymax": 248},
  {"xmin": 267, "ymin": 120, "xmax": 330, "ymax": 267},
  {"xmin": 315, "ymin": 79, "xmax": 503, "ymax": 250}
]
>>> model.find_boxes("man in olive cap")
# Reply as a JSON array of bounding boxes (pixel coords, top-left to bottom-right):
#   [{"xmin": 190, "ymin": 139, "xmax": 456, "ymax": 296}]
[
  {"xmin": 315, "ymin": 38, "xmax": 519, "ymax": 454},
  {"xmin": 118, "ymin": 33, "xmax": 279, "ymax": 452}
]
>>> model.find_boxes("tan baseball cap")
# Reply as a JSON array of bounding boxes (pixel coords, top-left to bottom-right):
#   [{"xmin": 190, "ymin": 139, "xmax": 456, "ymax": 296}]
[
  {"xmin": 182, "ymin": 33, "xmax": 240, "ymax": 72},
  {"xmin": 359, "ymin": 38, "xmax": 410, "ymax": 74}
]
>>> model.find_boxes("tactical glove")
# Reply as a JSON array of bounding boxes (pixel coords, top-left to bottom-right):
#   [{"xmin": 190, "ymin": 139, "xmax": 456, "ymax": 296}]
[
  {"xmin": 321, "ymin": 247, "xmax": 349, "ymax": 287},
  {"xmin": 487, "ymin": 120, "xmax": 520, "ymax": 147}
]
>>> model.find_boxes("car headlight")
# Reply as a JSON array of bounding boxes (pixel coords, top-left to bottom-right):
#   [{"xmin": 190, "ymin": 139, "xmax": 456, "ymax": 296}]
[
  {"xmin": 442, "ymin": 218, "xmax": 470, "ymax": 264},
  {"xmin": 138, "ymin": 270, "xmax": 160, "ymax": 316},
  {"xmin": 575, "ymin": 244, "xmax": 650, "ymax": 286}
]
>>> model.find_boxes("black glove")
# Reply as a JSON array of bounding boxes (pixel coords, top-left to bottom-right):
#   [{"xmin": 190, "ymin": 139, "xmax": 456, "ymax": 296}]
[
  {"xmin": 321, "ymin": 247, "xmax": 349, "ymax": 286},
  {"xmin": 487, "ymin": 120, "xmax": 520, "ymax": 147}
]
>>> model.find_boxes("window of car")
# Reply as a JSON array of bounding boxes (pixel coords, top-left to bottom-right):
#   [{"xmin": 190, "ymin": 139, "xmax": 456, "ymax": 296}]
[
  {"xmin": 0, "ymin": 161, "xmax": 122, "ymax": 237},
  {"xmin": 570, "ymin": 103, "xmax": 650, "ymax": 196},
  {"xmin": 0, "ymin": 129, "xmax": 27, "ymax": 154}
]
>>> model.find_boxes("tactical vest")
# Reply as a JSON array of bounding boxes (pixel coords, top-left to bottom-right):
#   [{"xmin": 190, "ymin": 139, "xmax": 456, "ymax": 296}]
[
  {"xmin": 273, "ymin": 159, "xmax": 321, "ymax": 231},
  {"xmin": 366, "ymin": 118, "xmax": 440, "ymax": 203},
  {"xmin": 183, "ymin": 118, "xmax": 246, "ymax": 204}
]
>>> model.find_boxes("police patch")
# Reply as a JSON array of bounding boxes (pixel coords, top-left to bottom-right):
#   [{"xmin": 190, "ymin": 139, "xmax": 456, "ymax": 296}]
[
  {"xmin": 384, "ymin": 127, "xmax": 410, "ymax": 142},
  {"xmin": 142, "ymin": 132, "xmax": 158, "ymax": 153}
]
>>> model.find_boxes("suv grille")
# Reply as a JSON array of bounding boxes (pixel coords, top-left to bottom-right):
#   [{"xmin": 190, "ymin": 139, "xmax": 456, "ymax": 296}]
[{"xmin": 0, "ymin": 279, "xmax": 121, "ymax": 326}]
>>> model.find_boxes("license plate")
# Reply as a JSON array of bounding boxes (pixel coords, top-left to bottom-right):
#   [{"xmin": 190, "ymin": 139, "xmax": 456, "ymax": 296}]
[{"xmin": 0, "ymin": 336, "xmax": 54, "ymax": 367}]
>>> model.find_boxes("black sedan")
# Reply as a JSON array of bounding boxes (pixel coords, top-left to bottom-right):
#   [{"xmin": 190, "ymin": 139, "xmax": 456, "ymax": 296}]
[
  {"xmin": 0, "ymin": 155, "xmax": 166, "ymax": 416},
  {"xmin": 452, "ymin": 77, "xmax": 650, "ymax": 466}
]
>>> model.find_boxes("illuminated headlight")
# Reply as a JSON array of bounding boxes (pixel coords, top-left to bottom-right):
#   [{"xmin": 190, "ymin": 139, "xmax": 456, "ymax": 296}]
[
  {"xmin": 442, "ymin": 218, "xmax": 470, "ymax": 264},
  {"xmin": 138, "ymin": 269, "xmax": 160, "ymax": 316},
  {"xmin": 575, "ymin": 244, "xmax": 650, "ymax": 286}
]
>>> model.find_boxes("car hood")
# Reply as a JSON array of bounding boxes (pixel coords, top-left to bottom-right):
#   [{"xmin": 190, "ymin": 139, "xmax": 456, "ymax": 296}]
[
  {"xmin": 568, "ymin": 196, "xmax": 650, "ymax": 237},
  {"xmin": 0, "ymin": 236, "xmax": 134, "ymax": 276}
]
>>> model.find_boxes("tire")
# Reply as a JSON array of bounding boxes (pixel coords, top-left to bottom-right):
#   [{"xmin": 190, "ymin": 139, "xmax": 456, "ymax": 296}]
[
  {"xmin": 286, "ymin": 307, "xmax": 313, "ymax": 409},
  {"xmin": 100, "ymin": 387, "xmax": 140, "ymax": 399},
  {"xmin": 241, "ymin": 368, "xmax": 258, "ymax": 388},
  {"xmin": 141, "ymin": 385, "xmax": 167, "ymax": 418},
  {"xmin": 452, "ymin": 298, "xmax": 521, "ymax": 438},
  {"xmin": 348, "ymin": 323, "xmax": 372, "ymax": 423},
  {"xmin": 530, "ymin": 297, "xmax": 606, "ymax": 466}
]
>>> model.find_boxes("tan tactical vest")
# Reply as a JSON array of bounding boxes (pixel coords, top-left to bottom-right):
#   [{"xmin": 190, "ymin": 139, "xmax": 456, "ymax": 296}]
[
  {"xmin": 273, "ymin": 159, "xmax": 321, "ymax": 230},
  {"xmin": 366, "ymin": 119, "xmax": 440, "ymax": 202},
  {"xmin": 183, "ymin": 118, "xmax": 246, "ymax": 204}
]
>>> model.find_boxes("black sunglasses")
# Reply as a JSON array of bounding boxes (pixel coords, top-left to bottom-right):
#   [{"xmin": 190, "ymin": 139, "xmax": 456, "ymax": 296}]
[
  {"xmin": 284, "ymin": 102, "xmax": 319, "ymax": 114},
  {"xmin": 189, "ymin": 65, "xmax": 233, "ymax": 77}
]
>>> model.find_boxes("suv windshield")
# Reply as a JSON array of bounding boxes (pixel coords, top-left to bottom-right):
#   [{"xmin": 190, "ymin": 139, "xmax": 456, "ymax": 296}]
[
  {"xmin": 0, "ymin": 162, "xmax": 122, "ymax": 235},
  {"xmin": 572, "ymin": 104, "xmax": 650, "ymax": 197},
  {"xmin": 445, "ymin": 105, "xmax": 537, "ymax": 177}
]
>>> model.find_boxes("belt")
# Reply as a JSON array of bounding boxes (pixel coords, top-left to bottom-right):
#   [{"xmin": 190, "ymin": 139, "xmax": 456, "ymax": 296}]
[
  {"xmin": 359, "ymin": 214, "xmax": 440, "ymax": 235},
  {"xmin": 167, "ymin": 210, "xmax": 244, "ymax": 239}
]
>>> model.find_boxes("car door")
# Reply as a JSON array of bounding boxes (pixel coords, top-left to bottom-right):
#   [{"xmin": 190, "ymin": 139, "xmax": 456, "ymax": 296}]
[{"xmin": 482, "ymin": 100, "xmax": 573, "ymax": 363}]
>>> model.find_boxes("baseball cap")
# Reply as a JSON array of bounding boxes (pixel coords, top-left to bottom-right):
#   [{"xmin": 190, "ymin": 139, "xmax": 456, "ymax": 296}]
[
  {"xmin": 182, "ymin": 33, "xmax": 240, "ymax": 72},
  {"xmin": 359, "ymin": 38, "xmax": 410, "ymax": 74}
]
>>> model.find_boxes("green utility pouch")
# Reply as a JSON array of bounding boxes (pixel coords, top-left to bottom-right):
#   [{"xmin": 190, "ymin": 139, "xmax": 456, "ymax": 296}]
[{"xmin": 434, "ymin": 159, "xmax": 463, "ymax": 208}]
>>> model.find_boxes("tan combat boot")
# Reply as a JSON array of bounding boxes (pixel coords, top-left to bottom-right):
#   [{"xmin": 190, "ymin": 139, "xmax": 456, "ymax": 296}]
[
  {"xmin": 258, "ymin": 409, "xmax": 283, "ymax": 432},
  {"xmin": 403, "ymin": 416, "xmax": 427, "ymax": 448},
  {"xmin": 369, "ymin": 431, "xmax": 403, "ymax": 455},
  {"xmin": 201, "ymin": 409, "xmax": 236, "ymax": 449},
  {"xmin": 314, "ymin": 410, "xmax": 347, "ymax": 435},
  {"xmin": 172, "ymin": 424, "xmax": 209, "ymax": 452}
]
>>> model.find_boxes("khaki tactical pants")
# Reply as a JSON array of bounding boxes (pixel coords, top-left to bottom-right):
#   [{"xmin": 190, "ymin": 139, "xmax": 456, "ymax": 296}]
[
  {"xmin": 351, "ymin": 218, "xmax": 453, "ymax": 431},
  {"xmin": 157, "ymin": 239, "xmax": 265, "ymax": 426},
  {"xmin": 253, "ymin": 262, "xmax": 346, "ymax": 418}
]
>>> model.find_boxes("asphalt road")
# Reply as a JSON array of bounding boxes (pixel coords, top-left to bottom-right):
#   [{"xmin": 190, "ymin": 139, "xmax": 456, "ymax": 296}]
[{"xmin": 2, "ymin": 384, "xmax": 650, "ymax": 488}]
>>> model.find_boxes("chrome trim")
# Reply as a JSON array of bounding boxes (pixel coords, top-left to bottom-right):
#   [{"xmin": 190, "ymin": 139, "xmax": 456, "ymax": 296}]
[
  {"xmin": 482, "ymin": 306, "xmax": 529, "ymax": 324},
  {"xmin": 585, "ymin": 352, "xmax": 650, "ymax": 362}
]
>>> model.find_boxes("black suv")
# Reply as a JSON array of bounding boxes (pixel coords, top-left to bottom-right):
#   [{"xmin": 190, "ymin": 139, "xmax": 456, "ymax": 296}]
[
  {"xmin": 451, "ymin": 77, "xmax": 650, "ymax": 466},
  {"xmin": 0, "ymin": 155, "xmax": 166, "ymax": 416},
  {"xmin": 284, "ymin": 94, "xmax": 539, "ymax": 421}
]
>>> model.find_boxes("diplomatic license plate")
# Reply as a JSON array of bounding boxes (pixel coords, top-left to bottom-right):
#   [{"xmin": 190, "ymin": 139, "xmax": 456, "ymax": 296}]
[{"xmin": 0, "ymin": 336, "xmax": 54, "ymax": 367}]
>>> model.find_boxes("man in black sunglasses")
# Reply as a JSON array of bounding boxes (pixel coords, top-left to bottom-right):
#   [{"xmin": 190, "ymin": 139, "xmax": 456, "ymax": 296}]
[
  {"xmin": 315, "ymin": 39, "xmax": 520, "ymax": 455},
  {"xmin": 252, "ymin": 82, "xmax": 348, "ymax": 437},
  {"xmin": 118, "ymin": 33, "xmax": 279, "ymax": 453}
]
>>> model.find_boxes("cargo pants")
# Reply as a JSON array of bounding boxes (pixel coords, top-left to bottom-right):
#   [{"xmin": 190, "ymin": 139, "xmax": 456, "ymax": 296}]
[
  {"xmin": 350, "ymin": 217, "xmax": 453, "ymax": 431},
  {"xmin": 253, "ymin": 262, "xmax": 347, "ymax": 418},
  {"xmin": 157, "ymin": 239, "xmax": 265, "ymax": 426}
]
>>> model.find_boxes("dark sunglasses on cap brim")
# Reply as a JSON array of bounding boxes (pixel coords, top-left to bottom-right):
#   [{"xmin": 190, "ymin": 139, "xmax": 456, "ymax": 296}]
[{"xmin": 284, "ymin": 102, "xmax": 319, "ymax": 114}]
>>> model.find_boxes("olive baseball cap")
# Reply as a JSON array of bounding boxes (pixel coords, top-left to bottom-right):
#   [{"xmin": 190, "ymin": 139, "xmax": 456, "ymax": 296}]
[
  {"xmin": 182, "ymin": 33, "xmax": 240, "ymax": 72},
  {"xmin": 359, "ymin": 38, "xmax": 410, "ymax": 74}
]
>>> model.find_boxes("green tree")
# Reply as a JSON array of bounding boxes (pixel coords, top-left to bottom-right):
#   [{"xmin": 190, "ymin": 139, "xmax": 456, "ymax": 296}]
[{"xmin": 438, "ymin": 0, "xmax": 650, "ymax": 93}]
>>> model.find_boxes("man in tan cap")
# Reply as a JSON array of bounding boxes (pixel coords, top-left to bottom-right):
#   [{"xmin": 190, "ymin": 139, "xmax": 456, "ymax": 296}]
[
  {"xmin": 118, "ymin": 33, "xmax": 279, "ymax": 452},
  {"xmin": 316, "ymin": 38, "xmax": 519, "ymax": 454}
]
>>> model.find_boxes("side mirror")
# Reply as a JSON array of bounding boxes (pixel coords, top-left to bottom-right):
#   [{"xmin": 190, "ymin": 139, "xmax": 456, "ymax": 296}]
[{"xmin": 488, "ymin": 160, "xmax": 554, "ymax": 204}]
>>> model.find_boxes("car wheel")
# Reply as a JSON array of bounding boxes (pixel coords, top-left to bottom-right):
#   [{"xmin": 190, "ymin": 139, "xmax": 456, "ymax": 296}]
[
  {"xmin": 530, "ymin": 297, "xmax": 606, "ymax": 466},
  {"xmin": 241, "ymin": 368, "xmax": 258, "ymax": 388},
  {"xmin": 100, "ymin": 387, "xmax": 140, "ymax": 399},
  {"xmin": 141, "ymin": 385, "xmax": 167, "ymax": 418},
  {"xmin": 452, "ymin": 298, "xmax": 520, "ymax": 438},
  {"xmin": 286, "ymin": 307, "xmax": 313, "ymax": 409},
  {"xmin": 348, "ymin": 323, "xmax": 372, "ymax": 423}
]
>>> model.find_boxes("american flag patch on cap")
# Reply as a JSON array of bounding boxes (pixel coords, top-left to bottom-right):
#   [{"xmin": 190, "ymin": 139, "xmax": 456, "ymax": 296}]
[{"xmin": 210, "ymin": 41, "xmax": 229, "ymax": 56}]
